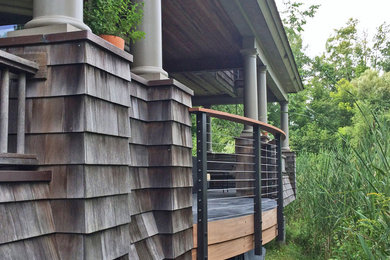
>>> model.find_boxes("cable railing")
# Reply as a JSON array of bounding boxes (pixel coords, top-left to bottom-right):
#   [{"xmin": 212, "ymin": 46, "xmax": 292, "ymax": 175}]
[{"xmin": 190, "ymin": 107, "xmax": 286, "ymax": 259}]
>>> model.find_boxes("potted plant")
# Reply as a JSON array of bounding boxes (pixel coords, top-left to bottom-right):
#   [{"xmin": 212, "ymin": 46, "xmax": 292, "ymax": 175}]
[{"xmin": 84, "ymin": 0, "xmax": 145, "ymax": 50}]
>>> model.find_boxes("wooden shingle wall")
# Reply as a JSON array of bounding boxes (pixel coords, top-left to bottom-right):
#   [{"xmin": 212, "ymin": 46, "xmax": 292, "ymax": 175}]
[
  {"xmin": 283, "ymin": 151, "xmax": 296, "ymax": 197},
  {"xmin": 0, "ymin": 33, "xmax": 132, "ymax": 260},
  {"xmin": 0, "ymin": 32, "xmax": 194, "ymax": 259},
  {"xmin": 128, "ymin": 78, "xmax": 194, "ymax": 259}
]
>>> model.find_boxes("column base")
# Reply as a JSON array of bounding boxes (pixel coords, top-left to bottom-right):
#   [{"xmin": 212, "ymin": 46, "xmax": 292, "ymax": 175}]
[
  {"xmin": 8, "ymin": 24, "xmax": 81, "ymax": 37},
  {"xmin": 131, "ymin": 66, "xmax": 169, "ymax": 80},
  {"xmin": 24, "ymin": 15, "xmax": 90, "ymax": 31}
]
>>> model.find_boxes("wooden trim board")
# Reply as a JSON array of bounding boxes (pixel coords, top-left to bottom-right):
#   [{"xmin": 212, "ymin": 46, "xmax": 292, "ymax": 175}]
[
  {"xmin": 0, "ymin": 170, "xmax": 52, "ymax": 182},
  {"xmin": 192, "ymin": 225, "xmax": 278, "ymax": 260},
  {"xmin": 193, "ymin": 208, "xmax": 277, "ymax": 247},
  {"xmin": 192, "ymin": 209, "xmax": 278, "ymax": 259},
  {"xmin": 189, "ymin": 107, "xmax": 286, "ymax": 138}
]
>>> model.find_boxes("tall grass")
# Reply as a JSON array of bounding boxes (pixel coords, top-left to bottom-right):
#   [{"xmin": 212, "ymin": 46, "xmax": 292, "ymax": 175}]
[{"xmin": 289, "ymin": 111, "xmax": 390, "ymax": 259}]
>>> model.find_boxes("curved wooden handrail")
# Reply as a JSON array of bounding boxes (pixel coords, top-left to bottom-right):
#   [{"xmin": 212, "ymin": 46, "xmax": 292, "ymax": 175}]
[{"xmin": 189, "ymin": 107, "xmax": 286, "ymax": 139}]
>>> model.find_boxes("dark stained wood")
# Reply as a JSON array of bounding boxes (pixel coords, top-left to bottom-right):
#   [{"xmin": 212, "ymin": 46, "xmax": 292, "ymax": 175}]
[
  {"xmin": 0, "ymin": 170, "xmax": 51, "ymax": 182},
  {"xmin": 129, "ymin": 78, "xmax": 194, "ymax": 259},
  {"xmin": 148, "ymin": 100, "xmax": 192, "ymax": 126},
  {"xmin": 147, "ymin": 79, "xmax": 194, "ymax": 96},
  {"xmin": 0, "ymin": 235, "xmax": 61, "ymax": 260},
  {"xmin": 16, "ymin": 52, "xmax": 47, "ymax": 79},
  {"xmin": 0, "ymin": 30, "xmax": 133, "ymax": 63},
  {"xmin": 162, "ymin": 0, "xmax": 242, "ymax": 71},
  {"xmin": 84, "ymin": 166, "xmax": 131, "ymax": 198},
  {"xmin": 192, "ymin": 209, "xmax": 278, "ymax": 259},
  {"xmin": 283, "ymin": 175, "xmax": 295, "ymax": 206},
  {"xmin": 84, "ymin": 224, "xmax": 132, "ymax": 260},
  {"xmin": 192, "ymin": 94, "xmax": 244, "ymax": 106},
  {"xmin": 50, "ymin": 195, "xmax": 132, "ymax": 234},
  {"xmin": 131, "ymin": 167, "xmax": 192, "ymax": 190},
  {"xmin": 1, "ymin": 33, "xmax": 196, "ymax": 260},
  {"xmin": 172, "ymin": 72, "xmax": 222, "ymax": 96},
  {"xmin": 130, "ymin": 120, "xmax": 192, "ymax": 147},
  {"xmin": 189, "ymin": 107, "xmax": 286, "ymax": 138},
  {"xmin": 0, "ymin": 153, "xmax": 38, "ymax": 166},
  {"xmin": 148, "ymin": 146, "xmax": 192, "ymax": 167},
  {"xmin": 0, "ymin": 49, "xmax": 38, "ymax": 74},
  {"xmin": 129, "ymin": 212, "xmax": 159, "ymax": 243},
  {"xmin": 159, "ymin": 229, "xmax": 194, "ymax": 259},
  {"xmin": 131, "ymin": 235, "xmax": 165, "ymax": 260},
  {"xmin": 154, "ymin": 207, "xmax": 193, "ymax": 234},
  {"xmin": 0, "ymin": 35, "xmax": 136, "ymax": 260},
  {"xmin": 0, "ymin": 200, "xmax": 55, "ymax": 244}
]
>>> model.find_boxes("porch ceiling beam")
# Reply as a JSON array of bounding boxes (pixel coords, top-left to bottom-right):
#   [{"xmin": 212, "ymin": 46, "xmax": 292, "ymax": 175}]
[
  {"xmin": 192, "ymin": 94, "xmax": 243, "ymax": 107},
  {"xmin": 164, "ymin": 55, "xmax": 242, "ymax": 73}
]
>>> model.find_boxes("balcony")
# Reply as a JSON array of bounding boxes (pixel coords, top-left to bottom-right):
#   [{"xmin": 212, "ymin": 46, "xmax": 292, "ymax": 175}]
[{"xmin": 190, "ymin": 108, "xmax": 295, "ymax": 259}]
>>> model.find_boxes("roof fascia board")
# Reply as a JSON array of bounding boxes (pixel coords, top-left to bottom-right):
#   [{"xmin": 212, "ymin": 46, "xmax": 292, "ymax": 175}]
[
  {"xmin": 256, "ymin": 0, "xmax": 303, "ymax": 91},
  {"xmin": 229, "ymin": 0, "xmax": 303, "ymax": 93}
]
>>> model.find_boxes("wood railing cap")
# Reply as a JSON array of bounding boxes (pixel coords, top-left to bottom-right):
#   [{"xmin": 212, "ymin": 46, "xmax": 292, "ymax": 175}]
[
  {"xmin": 0, "ymin": 50, "xmax": 39, "ymax": 75},
  {"xmin": 189, "ymin": 107, "xmax": 286, "ymax": 139}
]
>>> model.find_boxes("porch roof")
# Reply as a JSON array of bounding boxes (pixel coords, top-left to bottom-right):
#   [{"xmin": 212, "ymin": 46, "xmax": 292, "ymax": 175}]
[
  {"xmin": 0, "ymin": 0, "xmax": 303, "ymax": 102},
  {"xmin": 162, "ymin": 0, "xmax": 303, "ymax": 102}
]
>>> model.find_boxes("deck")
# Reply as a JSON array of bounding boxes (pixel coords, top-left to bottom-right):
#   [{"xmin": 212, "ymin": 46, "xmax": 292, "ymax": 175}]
[{"xmin": 192, "ymin": 191, "xmax": 278, "ymax": 259}]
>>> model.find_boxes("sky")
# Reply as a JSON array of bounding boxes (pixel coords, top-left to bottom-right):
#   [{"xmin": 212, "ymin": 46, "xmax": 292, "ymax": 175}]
[{"xmin": 275, "ymin": 0, "xmax": 390, "ymax": 57}]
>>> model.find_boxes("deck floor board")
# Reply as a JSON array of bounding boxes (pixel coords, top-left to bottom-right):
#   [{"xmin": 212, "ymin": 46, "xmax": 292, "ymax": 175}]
[{"xmin": 192, "ymin": 190, "xmax": 277, "ymax": 222}]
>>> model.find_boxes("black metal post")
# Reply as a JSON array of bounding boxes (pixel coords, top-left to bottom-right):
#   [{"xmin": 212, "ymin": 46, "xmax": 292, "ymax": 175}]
[
  {"xmin": 253, "ymin": 126, "xmax": 262, "ymax": 255},
  {"xmin": 276, "ymin": 133, "xmax": 285, "ymax": 242},
  {"xmin": 196, "ymin": 112, "xmax": 208, "ymax": 259}
]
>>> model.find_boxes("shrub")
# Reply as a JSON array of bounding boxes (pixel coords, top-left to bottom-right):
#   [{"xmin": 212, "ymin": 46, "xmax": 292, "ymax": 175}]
[
  {"xmin": 288, "ymin": 109, "xmax": 390, "ymax": 259},
  {"xmin": 84, "ymin": 0, "xmax": 145, "ymax": 43}
]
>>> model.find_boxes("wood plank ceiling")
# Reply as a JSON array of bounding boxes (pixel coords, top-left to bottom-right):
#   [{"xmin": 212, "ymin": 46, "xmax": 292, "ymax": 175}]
[
  {"xmin": 162, "ymin": 0, "xmax": 246, "ymax": 100},
  {"xmin": 162, "ymin": 0, "xmax": 242, "ymax": 73}
]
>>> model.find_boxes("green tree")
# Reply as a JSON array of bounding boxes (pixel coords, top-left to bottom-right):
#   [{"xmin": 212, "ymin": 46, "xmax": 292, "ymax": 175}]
[
  {"xmin": 280, "ymin": 1, "xmax": 319, "ymax": 79},
  {"xmin": 372, "ymin": 22, "xmax": 390, "ymax": 72},
  {"xmin": 325, "ymin": 18, "xmax": 370, "ymax": 83}
]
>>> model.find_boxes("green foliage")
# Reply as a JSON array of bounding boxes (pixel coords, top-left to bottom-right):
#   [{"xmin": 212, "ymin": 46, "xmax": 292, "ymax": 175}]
[
  {"xmin": 270, "ymin": 3, "xmax": 390, "ymax": 259},
  {"xmin": 191, "ymin": 104, "xmax": 244, "ymax": 156},
  {"xmin": 84, "ymin": 0, "xmax": 144, "ymax": 43},
  {"xmin": 325, "ymin": 19, "xmax": 370, "ymax": 82},
  {"xmin": 209, "ymin": 104, "xmax": 244, "ymax": 153},
  {"xmin": 280, "ymin": 1, "xmax": 319, "ymax": 80},
  {"xmin": 372, "ymin": 22, "xmax": 390, "ymax": 72},
  {"xmin": 287, "ymin": 110, "xmax": 390, "ymax": 258}
]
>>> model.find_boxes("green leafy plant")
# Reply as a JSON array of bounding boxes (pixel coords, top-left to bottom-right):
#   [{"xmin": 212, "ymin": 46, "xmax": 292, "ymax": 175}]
[{"xmin": 84, "ymin": 0, "xmax": 144, "ymax": 43}]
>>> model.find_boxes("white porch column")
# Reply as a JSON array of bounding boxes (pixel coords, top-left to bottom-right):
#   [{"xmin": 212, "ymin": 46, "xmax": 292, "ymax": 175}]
[
  {"xmin": 8, "ymin": 0, "xmax": 89, "ymax": 37},
  {"xmin": 257, "ymin": 65, "xmax": 267, "ymax": 123},
  {"xmin": 280, "ymin": 101, "xmax": 290, "ymax": 150},
  {"xmin": 241, "ymin": 49, "xmax": 258, "ymax": 131},
  {"xmin": 132, "ymin": 0, "xmax": 169, "ymax": 80},
  {"xmin": 25, "ymin": 0, "xmax": 89, "ymax": 30}
]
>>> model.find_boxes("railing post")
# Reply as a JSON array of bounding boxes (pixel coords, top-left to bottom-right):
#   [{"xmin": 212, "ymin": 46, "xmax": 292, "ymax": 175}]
[
  {"xmin": 196, "ymin": 112, "xmax": 208, "ymax": 259},
  {"xmin": 276, "ymin": 133, "xmax": 285, "ymax": 242},
  {"xmin": 17, "ymin": 72, "xmax": 26, "ymax": 154},
  {"xmin": 253, "ymin": 125, "xmax": 262, "ymax": 255},
  {"xmin": 0, "ymin": 68, "xmax": 10, "ymax": 153}
]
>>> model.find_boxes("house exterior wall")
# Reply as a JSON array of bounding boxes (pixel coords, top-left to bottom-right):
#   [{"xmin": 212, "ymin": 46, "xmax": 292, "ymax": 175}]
[
  {"xmin": 283, "ymin": 151, "xmax": 296, "ymax": 197},
  {"xmin": 0, "ymin": 31, "xmax": 193, "ymax": 259},
  {"xmin": 128, "ymin": 77, "xmax": 194, "ymax": 259}
]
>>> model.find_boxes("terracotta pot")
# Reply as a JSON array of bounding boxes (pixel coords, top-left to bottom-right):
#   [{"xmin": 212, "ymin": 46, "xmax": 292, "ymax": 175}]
[{"xmin": 100, "ymin": 35, "xmax": 125, "ymax": 50}]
